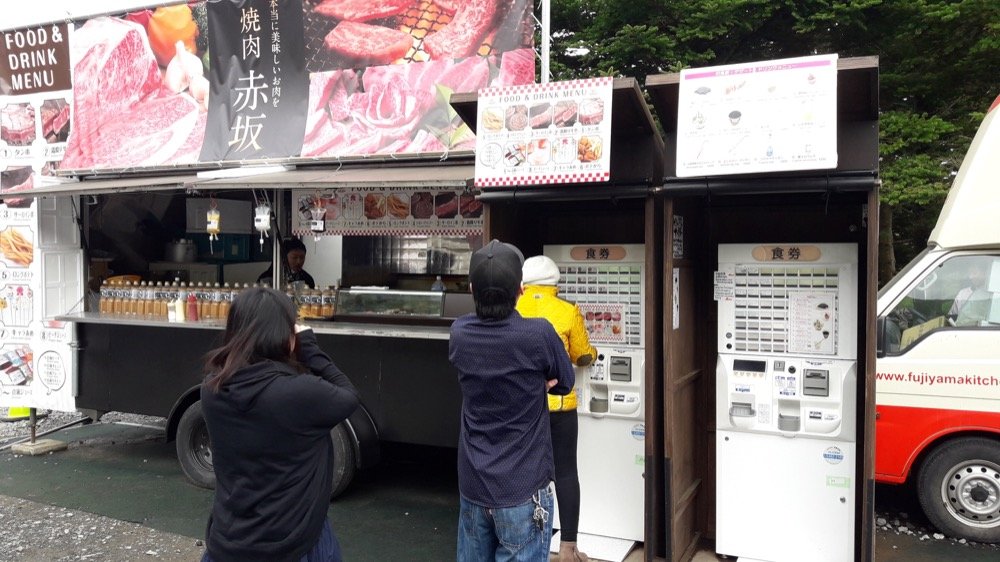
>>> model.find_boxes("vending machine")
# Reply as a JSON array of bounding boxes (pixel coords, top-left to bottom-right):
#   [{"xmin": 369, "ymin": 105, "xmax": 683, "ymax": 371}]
[
  {"xmin": 715, "ymin": 243, "xmax": 858, "ymax": 561},
  {"xmin": 544, "ymin": 244, "xmax": 646, "ymax": 545}
]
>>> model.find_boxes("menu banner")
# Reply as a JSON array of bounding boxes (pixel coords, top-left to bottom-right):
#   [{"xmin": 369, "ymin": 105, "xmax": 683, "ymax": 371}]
[
  {"xmin": 0, "ymin": 24, "xmax": 78, "ymax": 412},
  {"xmin": 676, "ymin": 54, "xmax": 838, "ymax": 178},
  {"xmin": 474, "ymin": 76, "xmax": 613, "ymax": 188},
  {"xmin": 292, "ymin": 187, "xmax": 483, "ymax": 237},
  {"xmin": 200, "ymin": 0, "xmax": 309, "ymax": 161},
  {"xmin": 2, "ymin": 1, "xmax": 536, "ymax": 176}
]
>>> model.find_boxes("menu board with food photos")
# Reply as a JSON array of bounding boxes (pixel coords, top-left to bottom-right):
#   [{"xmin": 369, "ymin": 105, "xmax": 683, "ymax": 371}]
[
  {"xmin": 0, "ymin": 22, "xmax": 78, "ymax": 412},
  {"xmin": 292, "ymin": 187, "xmax": 483, "ymax": 236},
  {"xmin": 474, "ymin": 77, "xmax": 613, "ymax": 188}
]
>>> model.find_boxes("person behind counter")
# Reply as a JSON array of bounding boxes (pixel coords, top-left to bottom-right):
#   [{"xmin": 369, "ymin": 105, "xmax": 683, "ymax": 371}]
[
  {"xmin": 200, "ymin": 287, "xmax": 360, "ymax": 562},
  {"xmin": 516, "ymin": 255, "xmax": 596, "ymax": 562},
  {"xmin": 449, "ymin": 239, "xmax": 575, "ymax": 561},
  {"xmin": 257, "ymin": 237, "xmax": 316, "ymax": 289}
]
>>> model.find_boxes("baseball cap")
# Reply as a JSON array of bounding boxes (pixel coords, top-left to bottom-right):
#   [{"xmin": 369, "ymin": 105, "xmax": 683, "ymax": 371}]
[
  {"xmin": 522, "ymin": 255, "xmax": 561, "ymax": 286},
  {"xmin": 469, "ymin": 239, "xmax": 524, "ymax": 298}
]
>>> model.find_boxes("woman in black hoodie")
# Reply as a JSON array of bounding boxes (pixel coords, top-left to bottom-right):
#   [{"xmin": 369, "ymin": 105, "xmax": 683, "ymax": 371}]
[{"xmin": 200, "ymin": 287, "xmax": 360, "ymax": 562}]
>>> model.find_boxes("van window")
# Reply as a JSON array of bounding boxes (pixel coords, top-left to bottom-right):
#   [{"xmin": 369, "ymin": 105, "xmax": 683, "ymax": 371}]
[{"xmin": 885, "ymin": 255, "xmax": 1000, "ymax": 354}]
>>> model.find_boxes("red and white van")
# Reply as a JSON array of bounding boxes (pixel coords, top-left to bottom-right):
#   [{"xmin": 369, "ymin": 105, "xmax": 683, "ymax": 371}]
[{"xmin": 876, "ymin": 94, "xmax": 1000, "ymax": 542}]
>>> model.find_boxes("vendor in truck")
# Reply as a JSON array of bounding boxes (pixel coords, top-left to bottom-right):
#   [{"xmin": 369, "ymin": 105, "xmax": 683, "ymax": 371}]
[{"xmin": 257, "ymin": 238, "xmax": 316, "ymax": 289}]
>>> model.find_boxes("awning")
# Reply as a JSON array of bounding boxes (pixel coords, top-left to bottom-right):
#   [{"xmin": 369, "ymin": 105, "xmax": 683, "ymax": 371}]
[
  {"xmin": 0, "ymin": 174, "xmax": 199, "ymax": 200},
  {"xmin": 193, "ymin": 165, "xmax": 474, "ymax": 190}
]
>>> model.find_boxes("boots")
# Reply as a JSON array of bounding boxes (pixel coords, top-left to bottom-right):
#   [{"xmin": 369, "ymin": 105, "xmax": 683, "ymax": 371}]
[{"xmin": 558, "ymin": 541, "xmax": 589, "ymax": 562}]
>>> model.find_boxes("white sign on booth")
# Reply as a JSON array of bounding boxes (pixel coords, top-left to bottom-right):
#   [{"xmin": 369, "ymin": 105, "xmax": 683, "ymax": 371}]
[{"xmin": 677, "ymin": 54, "xmax": 839, "ymax": 177}]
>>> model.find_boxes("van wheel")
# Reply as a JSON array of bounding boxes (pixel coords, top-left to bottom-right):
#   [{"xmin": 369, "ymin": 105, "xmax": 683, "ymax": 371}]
[
  {"xmin": 330, "ymin": 422, "xmax": 356, "ymax": 499},
  {"xmin": 176, "ymin": 401, "xmax": 216, "ymax": 489},
  {"xmin": 917, "ymin": 437, "xmax": 1000, "ymax": 543}
]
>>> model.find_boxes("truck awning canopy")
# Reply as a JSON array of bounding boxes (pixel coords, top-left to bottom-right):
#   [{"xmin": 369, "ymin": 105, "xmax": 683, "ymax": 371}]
[
  {"xmin": 929, "ymin": 97, "xmax": 1000, "ymax": 249},
  {"xmin": 0, "ymin": 174, "xmax": 200, "ymax": 201},
  {"xmin": 192, "ymin": 164, "xmax": 474, "ymax": 190}
]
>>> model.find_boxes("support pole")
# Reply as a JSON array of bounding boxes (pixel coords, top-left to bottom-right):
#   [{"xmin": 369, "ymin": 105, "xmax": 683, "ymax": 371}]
[{"xmin": 541, "ymin": 0, "xmax": 551, "ymax": 84}]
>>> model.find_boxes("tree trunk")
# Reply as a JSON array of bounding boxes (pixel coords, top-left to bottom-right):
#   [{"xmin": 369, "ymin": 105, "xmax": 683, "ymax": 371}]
[{"xmin": 878, "ymin": 202, "xmax": 896, "ymax": 287}]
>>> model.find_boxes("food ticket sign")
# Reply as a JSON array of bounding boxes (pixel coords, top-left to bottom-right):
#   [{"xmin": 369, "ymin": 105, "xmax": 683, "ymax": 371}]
[
  {"xmin": 474, "ymin": 76, "xmax": 613, "ymax": 188},
  {"xmin": 676, "ymin": 54, "xmax": 838, "ymax": 178}
]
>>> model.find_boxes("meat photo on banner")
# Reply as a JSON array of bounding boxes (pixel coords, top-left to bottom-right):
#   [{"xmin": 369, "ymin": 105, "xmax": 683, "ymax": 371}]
[
  {"xmin": 299, "ymin": 0, "xmax": 536, "ymax": 157},
  {"xmin": 58, "ymin": 3, "xmax": 212, "ymax": 171}
]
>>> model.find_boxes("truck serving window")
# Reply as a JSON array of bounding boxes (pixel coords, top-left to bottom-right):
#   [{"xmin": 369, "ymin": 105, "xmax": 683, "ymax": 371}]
[{"xmin": 885, "ymin": 254, "xmax": 1000, "ymax": 354}]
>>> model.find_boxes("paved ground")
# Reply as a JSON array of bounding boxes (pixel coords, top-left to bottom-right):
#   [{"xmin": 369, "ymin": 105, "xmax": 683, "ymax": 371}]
[{"xmin": 2, "ymin": 410, "xmax": 1000, "ymax": 561}]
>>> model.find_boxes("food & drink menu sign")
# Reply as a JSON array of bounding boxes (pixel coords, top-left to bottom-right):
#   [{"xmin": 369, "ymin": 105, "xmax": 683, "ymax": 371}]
[
  {"xmin": 292, "ymin": 187, "xmax": 483, "ymax": 237},
  {"xmin": 0, "ymin": 22, "xmax": 79, "ymax": 413},
  {"xmin": 676, "ymin": 54, "xmax": 838, "ymax": 178},
  {"xmin": 474, "ymin": 76, "xmax": 613, "ymax": 188}
]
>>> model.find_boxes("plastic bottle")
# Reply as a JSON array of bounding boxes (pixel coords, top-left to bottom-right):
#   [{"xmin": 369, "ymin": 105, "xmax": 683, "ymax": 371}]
[
  {"xmin": 431, "ymin": 275, "xmax": 445, "ymax": 291},
  {"xmin": 187, "ymin": 292, "xmax": 199, "ymax": 321},
  {"xmin": 175, "ymin": 283, "xmax": 187, "ymax": 322}
]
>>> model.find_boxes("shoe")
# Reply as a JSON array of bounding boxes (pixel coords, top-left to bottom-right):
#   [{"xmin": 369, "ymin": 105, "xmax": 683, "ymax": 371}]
[{"xmin": 558, "ymin": 541, "xmax": 589, "ymax": 562}]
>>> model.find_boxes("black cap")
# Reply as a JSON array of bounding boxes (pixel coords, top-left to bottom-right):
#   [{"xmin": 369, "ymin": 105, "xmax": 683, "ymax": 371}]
[{"xmin": 469, "ymin": 239, "xmax": 524, "ymax": 299}]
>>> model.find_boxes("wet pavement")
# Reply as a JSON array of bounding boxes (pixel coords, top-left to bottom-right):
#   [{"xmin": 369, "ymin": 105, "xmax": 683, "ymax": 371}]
[{"xmin": 1, "ymin": 419, "xmax": 999, "ymax": 561}]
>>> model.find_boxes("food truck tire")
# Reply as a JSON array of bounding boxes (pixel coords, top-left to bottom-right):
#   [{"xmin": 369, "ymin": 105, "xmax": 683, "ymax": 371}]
[
  {"xmin": 176, "ymin": 401, "xmax": 216, "ymax": 489},
  {"xmin": 330, "ymin": 422, "xmax": 356, "ymax": 499},
  {"xmin": 917, "ymin": 437, "xmax": 1000, "ymax": 543}
]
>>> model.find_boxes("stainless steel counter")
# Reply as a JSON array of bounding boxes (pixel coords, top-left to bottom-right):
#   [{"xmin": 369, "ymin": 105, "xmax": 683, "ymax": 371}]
[{"xmin": 55, "ymin": 312, "xmax": 452, "ymax": 341}]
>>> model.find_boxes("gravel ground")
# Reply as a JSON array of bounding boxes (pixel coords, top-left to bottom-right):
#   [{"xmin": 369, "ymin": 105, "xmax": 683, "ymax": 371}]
[
  {"xmin": 3, "ymin": 409, "xmax": 1000, "ymax": 560},
  {"xmin": 1, "ymin": 409, "xmax": 205, "ymax": 561}
]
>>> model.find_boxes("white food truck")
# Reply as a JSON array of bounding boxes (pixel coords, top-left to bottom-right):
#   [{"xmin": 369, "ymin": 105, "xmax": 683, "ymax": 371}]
[{"xmin": 875, "ymin": 93, "xmax": 1000, "ymax": 542}]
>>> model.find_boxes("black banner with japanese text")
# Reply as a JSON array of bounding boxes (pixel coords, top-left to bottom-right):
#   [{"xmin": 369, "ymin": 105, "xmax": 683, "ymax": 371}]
[{"xmin": 201, "ymin": 0, "xmax": 308, "ymax": 161}]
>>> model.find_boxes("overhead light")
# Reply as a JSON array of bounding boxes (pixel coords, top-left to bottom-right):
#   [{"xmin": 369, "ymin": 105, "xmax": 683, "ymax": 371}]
[{"xmin": 197, "ymin": 165, "xmax": 294, "ymax": 180}]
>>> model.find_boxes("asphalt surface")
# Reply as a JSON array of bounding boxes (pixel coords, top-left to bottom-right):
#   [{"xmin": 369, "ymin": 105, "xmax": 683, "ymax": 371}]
[{"xmin": 2, "ymin": 412, "xmax": 999, "ymax": 561}]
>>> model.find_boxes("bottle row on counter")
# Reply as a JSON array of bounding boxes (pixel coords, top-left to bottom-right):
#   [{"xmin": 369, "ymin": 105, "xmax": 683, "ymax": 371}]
[{"xmin": 97, "ymin": 280, "xmax": 336, "ymax": 322}]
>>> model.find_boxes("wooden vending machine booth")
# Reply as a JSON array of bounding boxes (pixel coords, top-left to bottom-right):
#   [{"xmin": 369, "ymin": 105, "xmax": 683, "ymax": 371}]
[
  {"xmin": 452, "ymin": 77, "xmax": 668, "ymax": 559},
  {"xmin": 645, "ymin": 56, "xmax": 880, "ymax": 561}
]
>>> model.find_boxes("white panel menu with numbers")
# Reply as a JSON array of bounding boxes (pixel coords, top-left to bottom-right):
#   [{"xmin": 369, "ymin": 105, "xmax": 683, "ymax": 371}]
[{"xmin": 543, "ymin": 244, "xmax": 645, "ymax": 348}]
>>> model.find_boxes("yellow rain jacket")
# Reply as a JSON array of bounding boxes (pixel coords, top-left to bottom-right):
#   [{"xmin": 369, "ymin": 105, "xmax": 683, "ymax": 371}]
[{"xmin": 516, "ymin": 285, "xmax": 596, "ymax": 412}]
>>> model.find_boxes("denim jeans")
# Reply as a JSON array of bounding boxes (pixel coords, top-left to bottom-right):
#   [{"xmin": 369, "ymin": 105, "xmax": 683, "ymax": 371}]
[{"xmin": 458, "ymin": 484, "xmax": 554, "ymax": 562}]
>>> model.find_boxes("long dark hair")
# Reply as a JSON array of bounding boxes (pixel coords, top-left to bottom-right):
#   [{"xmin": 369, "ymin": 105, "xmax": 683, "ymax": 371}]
[{"xmin": 204, "ymin": 287, "xmax": 299, "ymax": 393}]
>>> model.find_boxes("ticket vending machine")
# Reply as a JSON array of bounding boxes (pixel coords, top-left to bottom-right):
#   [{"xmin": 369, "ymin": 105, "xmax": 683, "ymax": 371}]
[
  {"xmin": 544, "ymin": 244, "xmax": 646, "ymax": 547},
  {"xmin": 715, "ymin": 243, "xmax": 858, "ymax": 561}
]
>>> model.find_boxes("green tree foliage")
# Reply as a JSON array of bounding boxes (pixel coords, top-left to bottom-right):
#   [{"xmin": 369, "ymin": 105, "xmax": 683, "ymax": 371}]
[{"xmin": 547, "ymin": 0, "xmax": 999, "ymax": 280}]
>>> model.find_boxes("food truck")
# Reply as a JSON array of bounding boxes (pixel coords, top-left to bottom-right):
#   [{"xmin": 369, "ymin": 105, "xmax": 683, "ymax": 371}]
[
  {"xmin": 0, "ymin": 0, "xmax": 539, "ymax": 493},
  {"xmin": 4, "ymin": 3, "xmax": 881, "ymax": 559}
]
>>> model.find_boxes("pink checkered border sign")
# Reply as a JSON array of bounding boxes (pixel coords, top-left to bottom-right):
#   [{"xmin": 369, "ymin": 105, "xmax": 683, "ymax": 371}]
[
  {"xmin": 478, "ymin": 75, "xmax": 614, "ymax": 97},
  {"xmin": 475, "ymin": 170, "xmax": 611, "ymax": 188}
]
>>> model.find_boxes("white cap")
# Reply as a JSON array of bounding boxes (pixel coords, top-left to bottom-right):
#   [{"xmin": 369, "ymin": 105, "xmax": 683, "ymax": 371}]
[{"xmin": 522, "ymin": 255, "xmax": 560, "ymax": 286}]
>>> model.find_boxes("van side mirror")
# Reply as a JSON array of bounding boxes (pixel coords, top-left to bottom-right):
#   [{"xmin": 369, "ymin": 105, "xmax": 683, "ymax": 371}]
[{"xmin": 875, "ymin": 316, "xmax": 886, "ymax": 358}]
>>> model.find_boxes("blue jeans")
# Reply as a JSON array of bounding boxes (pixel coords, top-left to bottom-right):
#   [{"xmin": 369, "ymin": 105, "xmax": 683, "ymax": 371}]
[{"xmin": 458, "ymin": 484, "xmax": 554, "ymax": 562}]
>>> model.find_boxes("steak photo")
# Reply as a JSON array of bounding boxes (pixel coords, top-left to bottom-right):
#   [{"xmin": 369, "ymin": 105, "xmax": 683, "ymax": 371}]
[
  {"xmin": 40, "ymin": 99, "xmax": 71, "ymax": 142},
  {"xmin": 422, "ymin": 0, "xmax": 502, "ymax": 59},
  {"xmin": 0, "ymin": 167, "xmax": 34, "ymax": 209},
  {"xmin": 60, "ymin": 17, "xmax": 206, "ymax": 170},
  {"xmin": 553, "ymin": 100, "xmax": 578, "ymax": 127},
  {"xmin": 312, "ymin": 0, "xmax": 412, "ymax": 22},
  {"xmin": 324, "ymin": 21, "xmax": 414, "ymax": 66},
  {"xmin": 459, "ymin": 194, "xmax": 482, "ymax": 218},
  {"xmin": 434, "ymin": 192, "xmax": 458, "ymax": 218},
  {"xmin": 1, "ymin": 104, "xmax": 36, "ymax": 146},
  {"xmin": 529, "ymin": 103, "xmax": 552, "ymax": 128}
]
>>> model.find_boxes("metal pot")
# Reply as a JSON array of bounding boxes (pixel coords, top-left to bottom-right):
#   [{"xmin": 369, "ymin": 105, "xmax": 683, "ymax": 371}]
[{"xmin": 165, "ymin": 239, "xmax": 197, "ymax": 263}]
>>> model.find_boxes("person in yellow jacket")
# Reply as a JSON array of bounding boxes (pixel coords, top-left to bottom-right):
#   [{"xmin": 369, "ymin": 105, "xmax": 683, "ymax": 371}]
[{"xmin": 516, "ymin": 255, "xmax": 596, "ymax": 562}]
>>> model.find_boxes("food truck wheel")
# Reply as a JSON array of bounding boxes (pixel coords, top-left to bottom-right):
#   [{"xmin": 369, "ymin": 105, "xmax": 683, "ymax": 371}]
[
  {"xmin": 330, "ymin": 422, "xmax": 356, "ymax": 499},
  {"xmin": 176, "ymin": 401, "xmax": 216, "ymax": 489},
  {"xmin": 917, "ymin": 437, "xmax": 1000, "ymax": 543}
]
